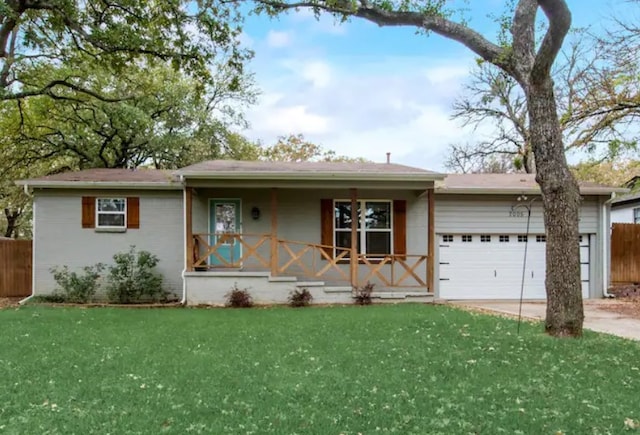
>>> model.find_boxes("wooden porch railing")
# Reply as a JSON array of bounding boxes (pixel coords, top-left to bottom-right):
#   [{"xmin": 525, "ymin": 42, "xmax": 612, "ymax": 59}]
[
  {"xmin": 191, "ymin": 233, "xmax": 431, "ymax": 289},
  {"xmin": 358, "ymin": 254, "xmax": 429, "ymax": 288},
  {"xmin": 193, "ymin": 233, "xmax": 271, "ymax": 269}
]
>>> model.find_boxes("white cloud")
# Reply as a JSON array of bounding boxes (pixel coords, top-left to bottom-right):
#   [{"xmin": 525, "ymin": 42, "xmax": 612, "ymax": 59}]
[
  {"xmin": 249, "ymin": 104, "xmax": 330, "ymax": 136},
  {"xmin": 266, "ymin": 30, "xmax": 293, "ymax": 48},
  {"xmin": 245, "ymin": 53, "xmax": 480, "ymax": 171},
  {"xmin": 300, "ymin": 61, "xmax": 332, "ymax": 88}
]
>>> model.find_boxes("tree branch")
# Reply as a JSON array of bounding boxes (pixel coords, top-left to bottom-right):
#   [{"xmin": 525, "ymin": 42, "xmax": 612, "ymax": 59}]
[
  {"xmin": 531, "ymin": 0, "xmax": 571, "ymax": 83},
  {"xmin": 255, "ymin": 0, "xmax": 511, "ymax": 71},
  {"xmin": 1, "ymin": 79, "xmax": 130, "ymax": 102}
]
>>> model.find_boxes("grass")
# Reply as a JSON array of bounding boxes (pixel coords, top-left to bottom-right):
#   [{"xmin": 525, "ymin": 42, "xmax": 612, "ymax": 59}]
[{"xmin": 1, "ymin": 304, "xmax": 640, "ymax": 434}]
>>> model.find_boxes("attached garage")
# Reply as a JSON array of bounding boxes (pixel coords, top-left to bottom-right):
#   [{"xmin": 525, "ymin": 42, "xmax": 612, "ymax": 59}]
[
  {"xmin": 438, "ymin": 233, "xmax": 590, "ymax": 299},
  {"xmin": 434, "ymin": 174, "xmax": 620, "ymax": 300}
]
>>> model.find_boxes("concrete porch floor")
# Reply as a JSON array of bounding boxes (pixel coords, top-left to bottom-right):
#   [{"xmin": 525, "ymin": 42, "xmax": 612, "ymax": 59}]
[{"xmin": 450, "ymin": 300, "xmax": 640, "ymax": 341}]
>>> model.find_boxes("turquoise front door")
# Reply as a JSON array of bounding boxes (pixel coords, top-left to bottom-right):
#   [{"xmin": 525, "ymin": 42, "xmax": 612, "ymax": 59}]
[{"xmin": 209, "ymin": 199, "xmax": 241, "ymax": 266}]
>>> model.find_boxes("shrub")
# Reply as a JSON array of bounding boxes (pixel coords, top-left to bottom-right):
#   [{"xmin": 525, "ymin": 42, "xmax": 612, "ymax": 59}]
[
  {"xmin": 106, "ymin": 246, "xmax": 166, "ymax": 304},
  {"xmin": 288, "ymin": 288, "xmax": 313, "ymax": 307},
  {"xmin": 353, "ymin": 282, "xmax": 374, "ymax": 305},
  {"xmin": 50, "ymin": 264, "xmax": 104, "ymax": 303},
  {"xmin": 225, "ymin": 284, "xmax": 253, "ymax": 308}
]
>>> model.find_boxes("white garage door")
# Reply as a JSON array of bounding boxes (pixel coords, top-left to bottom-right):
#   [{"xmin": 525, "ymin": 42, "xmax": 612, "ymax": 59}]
[{"xmin": 439, "ymin": 234, "xmax": 590, "ymax": 300}]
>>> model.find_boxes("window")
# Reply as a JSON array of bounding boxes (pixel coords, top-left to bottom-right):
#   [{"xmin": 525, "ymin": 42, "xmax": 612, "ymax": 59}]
[
  {"xmin": 96, "ymin": 198, "xmax": 126, "ymax": 228},
  {"xmin": 442, "ymin": 235, "xmax": 453, "ymax": 243},
  {"xmin": 334, "ymin": 200, "xmax": 391, "ymax": 256},
  {"xmin": 536, "ymin": 235, "xmax": 546, "ymax": 243},
  {"xmin": 462, "ymin": 235, "xmax": 473, "ymax": 242},
  {"xmin": 517, "ymin": 235, "xmax": 528, "ymax": 243},
  {"xmin": 499, "ymin": 235, "xmax": 509, "ymax": 243},
  {"xmin": 480, "ymin": 235, "xmax": 491, "ymax": 243},
  {"xmin": 635, "ymin": 208, "xmax": 640, "ymax": 224}
]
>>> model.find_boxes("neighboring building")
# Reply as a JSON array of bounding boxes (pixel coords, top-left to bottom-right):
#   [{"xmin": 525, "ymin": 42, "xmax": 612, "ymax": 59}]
[
  {"xmin": 611, "ymin": 192, "xmax": 640, "ymax": 224},
  {"xmin": 16, "ymin": 162, "xmax": 624, "ymax": 303}
]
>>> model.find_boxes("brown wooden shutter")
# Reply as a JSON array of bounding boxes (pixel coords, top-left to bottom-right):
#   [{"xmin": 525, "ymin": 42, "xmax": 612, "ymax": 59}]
[
  {"xmin": 81, "ymin": 196, "xmax": 95, "ymax": 228},
  {"xmin": 393, "ymin": 200, "xmax": 407, "ymax": 258},
  {"xmin": 320, "ymin": 199, "xmax": 334, "ymax": 259},
  {"xmin": 127, "ymin": 197, "xmax": 140, "ymax": 229}
]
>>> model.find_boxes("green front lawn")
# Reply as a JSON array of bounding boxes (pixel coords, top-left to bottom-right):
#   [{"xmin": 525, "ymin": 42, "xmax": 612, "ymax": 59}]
[{"xmin": 1, "ymin": 305, "xmax": 639, "ymax": 434}]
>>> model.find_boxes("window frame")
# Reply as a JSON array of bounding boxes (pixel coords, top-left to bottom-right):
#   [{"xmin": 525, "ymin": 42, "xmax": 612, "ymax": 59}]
[
  {"xmin": 333, "ymin": 199, "xmax": 393, "ymax": 257},
  {"xmin": 634, "ymin": 207, "xmax": 640, "ymax": 224},
  {"xmin": 95, "ymin": 197, "xmax": 127, "ymax": 229}
]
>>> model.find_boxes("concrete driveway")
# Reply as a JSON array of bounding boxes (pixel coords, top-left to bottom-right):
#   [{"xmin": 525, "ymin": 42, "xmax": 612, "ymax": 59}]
[{"xmin": 451, "ymin": 300, "xmax": 640, "ymax": 341}]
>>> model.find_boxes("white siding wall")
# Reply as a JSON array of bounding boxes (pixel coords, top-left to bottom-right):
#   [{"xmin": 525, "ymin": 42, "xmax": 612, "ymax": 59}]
[
  {"xmin": 435, "ymin": 195, "xmax": 599, "ymax": 234},
  {"xmin": 34, "ymin": 189, "xmax": 184, "ymax": 296}
]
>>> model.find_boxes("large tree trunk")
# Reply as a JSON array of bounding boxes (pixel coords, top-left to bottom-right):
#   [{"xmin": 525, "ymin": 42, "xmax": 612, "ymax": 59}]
[{"xmin": 527, "ymin": 79, "xmax": 584, "ymax": 337}]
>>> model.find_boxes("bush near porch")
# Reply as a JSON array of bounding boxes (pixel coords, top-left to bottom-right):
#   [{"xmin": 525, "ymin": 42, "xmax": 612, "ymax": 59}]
[{"xmin": 1, "ymin": 305, "xmax": 639, "ymax": 433}]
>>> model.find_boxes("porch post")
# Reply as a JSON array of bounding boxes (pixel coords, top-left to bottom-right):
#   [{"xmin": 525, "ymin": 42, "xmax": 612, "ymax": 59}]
[
  {"xmin": 427, "ymin": 188, "xmax": 435, "ymax": 292},
  {"xmin": 186, "ymin": 186, "xmax": 194, "ymax": 272},
  {"xmin": 270, "ymin": 188, "xmax": 278, "ymax": 276},
  {"xmin": 350, "ymin": 188, "xmax": 358, "ymax": 288}
]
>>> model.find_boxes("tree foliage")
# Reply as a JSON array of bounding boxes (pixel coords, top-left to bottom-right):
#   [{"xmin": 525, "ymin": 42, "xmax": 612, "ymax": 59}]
[
  {"xmin": 0, "ymin": 56, "xmax": 258, "ymax": 238},
  {"xmin": 260, "ymin": 134, "xmax": 368, "ymax": 162},
  {"xmin": 0, "ymin": 0, "xmax": 248, "ymax": 102}
]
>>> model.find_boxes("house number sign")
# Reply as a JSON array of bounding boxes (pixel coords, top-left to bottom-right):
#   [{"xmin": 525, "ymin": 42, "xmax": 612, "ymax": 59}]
[{"xmin": 508, "ymin": 209, "xmax": 526, "ymax": 218}]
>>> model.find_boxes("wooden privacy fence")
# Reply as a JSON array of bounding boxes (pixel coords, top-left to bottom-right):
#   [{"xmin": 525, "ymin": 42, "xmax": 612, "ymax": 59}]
[
  {"xmin": 611, "ymin": 223, "xmax": 640, "ymax": 284},
  {"xmin": 0, "ymin": 239, "xmax": 32, "ymax": 297}
]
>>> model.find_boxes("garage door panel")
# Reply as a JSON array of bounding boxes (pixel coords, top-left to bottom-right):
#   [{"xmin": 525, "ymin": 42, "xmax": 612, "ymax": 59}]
[{"xmin": 439, "ymin": 234, "xmax": 590, "ymax": 300}]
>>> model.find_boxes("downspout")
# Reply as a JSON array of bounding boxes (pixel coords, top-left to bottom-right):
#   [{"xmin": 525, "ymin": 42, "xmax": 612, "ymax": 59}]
[
  {"xmin": 19, "ymin": 183, "xmax": 35, "ymax": 305},
  {"xmin": 602, "ymin": 195, "xmax": 614, "ymax": 298},
  {"xmin": 180, "ymin": 175, "xmax": 187, "ymax": 305}
]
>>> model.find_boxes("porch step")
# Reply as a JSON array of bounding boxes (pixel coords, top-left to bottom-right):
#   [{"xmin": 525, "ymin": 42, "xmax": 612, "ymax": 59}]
[
  {"xmin": 373, "ymin": 292, "xmax": 407, "ymax": 300},
  {"xmin": 296, "ymin": 281, "xmax": 326, "ymax": 288},
  {"xmin": 324, "ymin": 286, "xmax": 353, "ymax": 293},
  {"xmin": 268, "ymin": 275, "xmax": 297, "ymax": 283}
]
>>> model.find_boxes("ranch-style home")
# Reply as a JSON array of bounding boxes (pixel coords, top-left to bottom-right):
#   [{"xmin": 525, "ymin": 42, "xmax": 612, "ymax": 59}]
[{"xmin": 17, "ymin": 160, "xmax": 623, "ymax": 304}]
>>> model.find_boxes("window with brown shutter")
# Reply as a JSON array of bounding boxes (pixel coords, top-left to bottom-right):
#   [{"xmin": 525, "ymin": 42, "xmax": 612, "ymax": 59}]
[
  {"xmin": 83, "ymin": 196, "xmax": 140, "ymax": 230},
  {"xmin": 393, "ymin": 199, "xmax": 406, "ymax": 259},
  {"xmin": 127, "ymin": 197, "xmax": 140, "ymax": 229},
  {"xmin": 320, "ymin": 199, "xmax": 333, "ymax": 259},
  {"xmin": 322, "ymin": 198, "xmax": 405, "ymax": 260},
  {"xmin": 81, "ymin": 196, "xmax": 96, "ymax": 228}
]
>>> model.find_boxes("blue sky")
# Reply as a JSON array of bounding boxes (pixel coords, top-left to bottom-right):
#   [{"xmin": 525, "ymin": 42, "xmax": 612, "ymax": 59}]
[{"xmin": 238, "ymin": 0, "xmax": 629, "ymax": 171}]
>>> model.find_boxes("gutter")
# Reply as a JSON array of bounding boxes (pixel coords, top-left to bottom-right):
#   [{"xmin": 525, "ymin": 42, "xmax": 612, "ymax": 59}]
[
  {"xmin": 180, "ymin": 175, "xmax": 187, "ymax": 305},
  {"xmin": 602, "ymin": 195, "xmax": 614, "ymax": 298},
  {"xmin": 19, "ymin": 197, "xmax": 35, "ymax": 305}
]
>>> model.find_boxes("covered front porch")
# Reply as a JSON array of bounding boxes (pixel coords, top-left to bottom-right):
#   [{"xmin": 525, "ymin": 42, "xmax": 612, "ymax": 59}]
[{"xmin": 178, "ymin": 160, "xmax": 442, "ymax": 304}]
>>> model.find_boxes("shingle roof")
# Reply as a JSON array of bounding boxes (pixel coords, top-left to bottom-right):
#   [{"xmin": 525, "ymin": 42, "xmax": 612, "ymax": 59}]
[
  {"xmin": 16, "ymin": 168, "xmax": 180, "ymax": 188},
  {"xmin": 178, "ymin": 160, "xmax": 442, "ymax": 176},
  {"xmin": 438, "ymin": 173, "xmax": 625, "ymax": 195}
]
